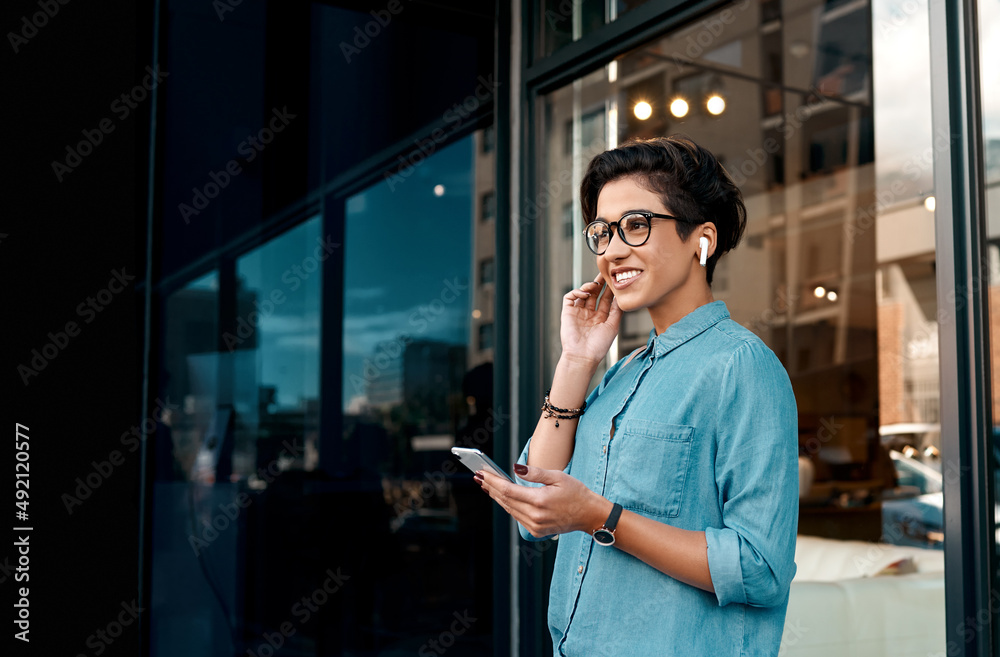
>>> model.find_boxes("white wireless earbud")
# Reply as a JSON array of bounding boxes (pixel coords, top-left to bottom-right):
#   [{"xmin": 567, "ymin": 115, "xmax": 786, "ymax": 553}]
[{"xmin": 699, "ymin": 237, "xmax": 709, "ymax": 267}]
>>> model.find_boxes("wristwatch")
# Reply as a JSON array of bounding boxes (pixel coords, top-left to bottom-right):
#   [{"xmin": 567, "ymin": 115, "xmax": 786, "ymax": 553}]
[{"xmin": 592, "ymin": 502, "xmax": 623, "ymax": 546}]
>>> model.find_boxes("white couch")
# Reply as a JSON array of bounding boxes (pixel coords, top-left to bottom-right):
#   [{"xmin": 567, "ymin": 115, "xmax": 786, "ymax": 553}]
[{"xmin": 780, "ymin": 535, "xmax": 946, "ymax": 656}]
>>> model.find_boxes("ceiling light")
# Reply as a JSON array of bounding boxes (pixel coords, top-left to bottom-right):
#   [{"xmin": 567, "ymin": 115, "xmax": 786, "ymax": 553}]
[
  {"xmin": 669, "ymin": 98, "xmax": 689, "ymax": 118},
  {"xmin": 813, "ymin": 286, "xmax": 826, "ymax": 298},
  {"xmin": 706, "ymin": 94, "xmax": 726, "ymax": 115},
  {"xmin": 633, "ymin": 101, "xmax": 652, "ymax": 120}
]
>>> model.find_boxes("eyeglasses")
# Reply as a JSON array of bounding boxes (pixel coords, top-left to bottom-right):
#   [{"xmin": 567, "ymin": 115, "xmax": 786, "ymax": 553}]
[{"xmin": 583, "ymin": 211, "xmax": 679, "ymax": 255}]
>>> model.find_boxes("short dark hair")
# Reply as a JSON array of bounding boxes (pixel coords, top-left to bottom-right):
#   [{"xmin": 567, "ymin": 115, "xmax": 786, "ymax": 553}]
[{"xmin": 580, "ymin": 136, "xmax": 747, "ymax": 285}]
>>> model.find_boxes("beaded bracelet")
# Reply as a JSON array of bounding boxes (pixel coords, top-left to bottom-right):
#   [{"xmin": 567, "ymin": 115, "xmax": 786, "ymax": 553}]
[{"xmin": 541, "ymin": 389, "xmax": 587, "ymax": 427}]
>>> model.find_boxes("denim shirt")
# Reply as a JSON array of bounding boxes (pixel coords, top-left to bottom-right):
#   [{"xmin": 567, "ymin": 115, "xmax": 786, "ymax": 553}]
[{"xmin": 516, "ymin": 301, "xmax": 799, "ymax": 657}]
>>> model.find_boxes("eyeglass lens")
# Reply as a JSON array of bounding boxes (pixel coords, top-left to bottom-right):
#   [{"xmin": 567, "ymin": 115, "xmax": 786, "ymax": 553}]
[{"xmin": 585, "ymin": 214, "xmax": 651, "ymax": 254}]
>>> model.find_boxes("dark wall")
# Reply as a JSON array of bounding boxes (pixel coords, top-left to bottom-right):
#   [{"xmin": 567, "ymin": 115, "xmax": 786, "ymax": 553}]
[{"xmin": 4, "ymin": 1, "xmax": 147, "ymax": 655}]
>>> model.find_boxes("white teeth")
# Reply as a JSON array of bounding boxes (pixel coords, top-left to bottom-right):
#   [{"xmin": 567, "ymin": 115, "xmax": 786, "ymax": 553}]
[{"xmin": 615, "ymin": 270, "xmax": 640, "ymax": 282}]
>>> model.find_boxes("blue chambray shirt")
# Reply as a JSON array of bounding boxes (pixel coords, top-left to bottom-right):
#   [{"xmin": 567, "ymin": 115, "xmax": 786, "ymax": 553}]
[{"xmin": 515, "ymin": 300, "xmax": 798, "ymax": 657}]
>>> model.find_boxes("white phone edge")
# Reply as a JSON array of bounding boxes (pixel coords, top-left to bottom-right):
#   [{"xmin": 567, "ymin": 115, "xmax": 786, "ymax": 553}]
[{"xmin": 451, "ymin": 447, "xmax": 515, "ymax": 483}]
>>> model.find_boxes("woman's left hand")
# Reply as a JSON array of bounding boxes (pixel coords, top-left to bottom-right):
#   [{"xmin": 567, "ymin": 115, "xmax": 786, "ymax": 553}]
[{"xmin": 477, "ymin": 464, "xmax": 610, "ymax": 538}]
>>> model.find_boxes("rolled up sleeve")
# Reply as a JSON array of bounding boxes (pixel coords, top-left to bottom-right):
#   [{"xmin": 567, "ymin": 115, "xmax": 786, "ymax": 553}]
[{"xmin": 706, "ymin": 340, "xmax": 799, "ymax": 608}]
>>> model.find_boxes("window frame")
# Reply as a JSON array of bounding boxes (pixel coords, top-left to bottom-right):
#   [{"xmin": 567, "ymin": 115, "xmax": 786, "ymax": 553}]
[
  {"xmin": 514, "ymin": 0, "xmax": 997, "ymax": 655},
  {"xmin": 928, "ymin": 1, "xmax": 995, "ymax": 655}
]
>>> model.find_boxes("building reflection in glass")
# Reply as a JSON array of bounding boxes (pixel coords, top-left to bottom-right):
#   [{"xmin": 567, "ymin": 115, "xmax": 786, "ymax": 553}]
[
  {"xmin": 535, "ymin": 1, "xmax": 952, "ymax": 652},
  {"xmin": 340, "ymin": 133, "xmax": 495, "ymax": 652}
]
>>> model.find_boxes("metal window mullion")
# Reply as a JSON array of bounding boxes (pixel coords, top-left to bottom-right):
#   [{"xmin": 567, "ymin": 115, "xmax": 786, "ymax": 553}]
[
  {"xmin": 572, "ymin": 78, "xmax": 584, "ymax": 291},
  {"xmin": 137, "ymin": 0, "xmax": 164, "ymax": 650},
  {"xmin": 928, "ymin": 0, "xmax": 994, "ymax": 656},
  {"xmin": 494, "ymin": 0, "xmax": 515, "ymax": 655}
]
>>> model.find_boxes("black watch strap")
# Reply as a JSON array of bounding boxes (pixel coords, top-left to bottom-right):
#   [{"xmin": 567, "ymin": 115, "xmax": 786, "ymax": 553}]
[{"xmin": 603, "ymin": 502, "xmax": 623, "ymax": 532}]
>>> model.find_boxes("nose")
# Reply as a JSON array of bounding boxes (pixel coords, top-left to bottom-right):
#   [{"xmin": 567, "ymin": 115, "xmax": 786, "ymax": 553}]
[{"xmin": 602, "ymin": 224, "xmax": 631, "ymax": 260}]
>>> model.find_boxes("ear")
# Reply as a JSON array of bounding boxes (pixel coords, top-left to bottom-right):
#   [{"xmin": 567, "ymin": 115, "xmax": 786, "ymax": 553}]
[{"xmin": 695, "ymin": 223, "xmax": 718, "ymax": 263}]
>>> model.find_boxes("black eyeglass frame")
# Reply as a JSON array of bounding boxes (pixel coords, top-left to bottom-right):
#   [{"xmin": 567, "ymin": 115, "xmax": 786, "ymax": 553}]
[{"xmin": 582, "ymin": 211, "xmax": 682, "ymax": 255}]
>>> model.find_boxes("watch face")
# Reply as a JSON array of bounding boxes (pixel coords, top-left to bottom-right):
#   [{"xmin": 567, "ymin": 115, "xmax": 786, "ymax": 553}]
[{"xmin": 593, "ymin": 529, "xmax": 615, "ymax": 545}]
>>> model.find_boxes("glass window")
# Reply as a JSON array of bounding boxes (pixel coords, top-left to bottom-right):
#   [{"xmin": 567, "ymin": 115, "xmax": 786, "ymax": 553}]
[
  {"xmin": 562, "ymin": 202, "xmax": 575, "ymax": 239},
  {"xmin": 232, "ymin": 216, "xmax": 323, "ymax": 480},
  {"xmin": 481, "ymin": 191, "xmax": 496, "ymax": 221},
  {"xmin": 157, "ymin": 270, "xmax": 221, "ymax": 483},
  {"xmin": 149, "ymin": 218, "xmax": 326, "ymax": 655},
  {"xmin": 341, "ymin": 129, "xmax": 496, "ymax": 652},
  {"xmin": 479, "ymin": 322, "xmax": 495, "ymax": 351},
  {"xmin": 480, "ymin": 257, "xmax": 496, "ymax": 285},
  {"xmin": 156, "ymin": 1, "xmax": 267, "ymax": 278},
  {"xmin": 150, "ymin": 271, "xmax": 235, "ymax": 656},
  {"xmin": 310, "ymin": 2, "xmax": 495, "ymax": 188},
  {"xmin": 482, "ymin": 124, "xmax": 496, "ymax": 153},
  {"xmin": 537, "ymin": 0, "xmax": 945, "ymax": 652},
  {"xmin": 537, "ymin": 0, "xmax": 655, "ymax": 60},
  {"xmin": 977, "ymin": 0, "xmax": 1000, "ymax": 648}
]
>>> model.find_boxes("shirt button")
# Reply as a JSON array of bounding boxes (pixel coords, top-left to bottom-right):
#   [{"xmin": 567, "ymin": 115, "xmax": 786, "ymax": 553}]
[{"xmin": 577, "ymin": 566, "xmax": 584, "ymax": 574}]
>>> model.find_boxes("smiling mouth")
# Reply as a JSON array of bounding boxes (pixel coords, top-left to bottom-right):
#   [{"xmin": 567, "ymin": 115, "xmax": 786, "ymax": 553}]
[{"xmin": 613, "ymin": 270, "xmax": 642, "ymax": 288}]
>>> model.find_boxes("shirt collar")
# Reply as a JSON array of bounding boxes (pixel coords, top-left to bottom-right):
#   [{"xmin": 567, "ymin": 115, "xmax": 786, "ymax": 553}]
[{"xmin": 642, "ymin": 300, "xmax": 730, "ymax": 359}]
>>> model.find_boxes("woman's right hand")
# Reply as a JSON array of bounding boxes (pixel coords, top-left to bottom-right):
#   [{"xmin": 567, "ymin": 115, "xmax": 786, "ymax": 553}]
[
  {"xmin": 527, "ymin": 273, "xmax": 618, "ymax": 470},
  {"xmin": 560, "ymin": 272, "xmax": 622, "ymax": 365}
]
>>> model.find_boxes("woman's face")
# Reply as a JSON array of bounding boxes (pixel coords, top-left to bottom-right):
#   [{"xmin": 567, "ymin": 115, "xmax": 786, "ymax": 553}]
[{"xmin": 593, "ymin": 177, "xmax": 709, "ymax": 325}]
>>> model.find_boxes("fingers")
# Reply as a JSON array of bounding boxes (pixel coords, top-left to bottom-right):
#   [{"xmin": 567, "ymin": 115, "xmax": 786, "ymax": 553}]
[
  {"xmin": 563, "ymin": 274, "xmax": 613, "ymax": 312},
  {"xmin": 584, "ymin": 272, "xmax": 611, "ymax": 310},
  {"xmin": 596, "ymin": 281, "xmax": 615, "ymax": 315},
  {"xmin": 607, "ymin": 295, "xmax": 622, "ymax": 323},
  {"xmin": 563, "ymin": 287, "xmax": 591, "ymax": 307},
  {"xmin": 583, "ymin": 277, "xmax": 605, "ymax": 311},
  {"xmin": 477, "ymin": 471, "xmax": 586, "ymax": 536},
  {"xmin": 478, "ymin": 470, "xmax": 534, "ymax": 502},
  {"xmin": 478, "ymin": 471, "xmax": 543, "ymax": 517},
  {"xmin": 478, "ymin": 475, "xmax": 526, "ymax": 524},
  {"xmin": 513, "ymin": 462, "xmax": 561, "ymax": 486},
  {"xmin": 563, "ymin": 275, "xmax": 607, "ymax": 309}
]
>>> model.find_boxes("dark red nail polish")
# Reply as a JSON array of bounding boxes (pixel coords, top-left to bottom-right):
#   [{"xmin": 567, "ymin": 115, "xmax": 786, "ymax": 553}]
[{"xmin": 513, "ymin": 463, "xmax": 528, "ymax": 475}]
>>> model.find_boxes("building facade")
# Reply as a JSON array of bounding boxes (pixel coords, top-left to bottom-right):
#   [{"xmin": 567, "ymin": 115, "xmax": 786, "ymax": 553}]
[{"xmin": 139, "ymin": 0, "xmax": 1000, "ymax": 654}]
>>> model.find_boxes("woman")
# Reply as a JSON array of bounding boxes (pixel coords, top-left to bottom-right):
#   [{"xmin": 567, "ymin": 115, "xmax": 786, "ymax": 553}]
[{"xmin": 476, "ymin": 136, "xmax": 798, "ymax": 656}]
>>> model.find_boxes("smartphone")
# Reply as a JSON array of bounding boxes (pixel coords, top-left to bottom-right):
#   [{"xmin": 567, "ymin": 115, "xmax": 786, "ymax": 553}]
[{"xmin": 451, "ymin": 447, "xmax": 516, "ymax": 484}]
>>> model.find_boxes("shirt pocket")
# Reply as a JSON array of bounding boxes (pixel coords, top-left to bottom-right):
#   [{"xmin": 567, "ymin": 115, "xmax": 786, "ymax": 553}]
[{"xmin": 606, "ymin": 419, "xmax": 694, "ymax": 519}]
